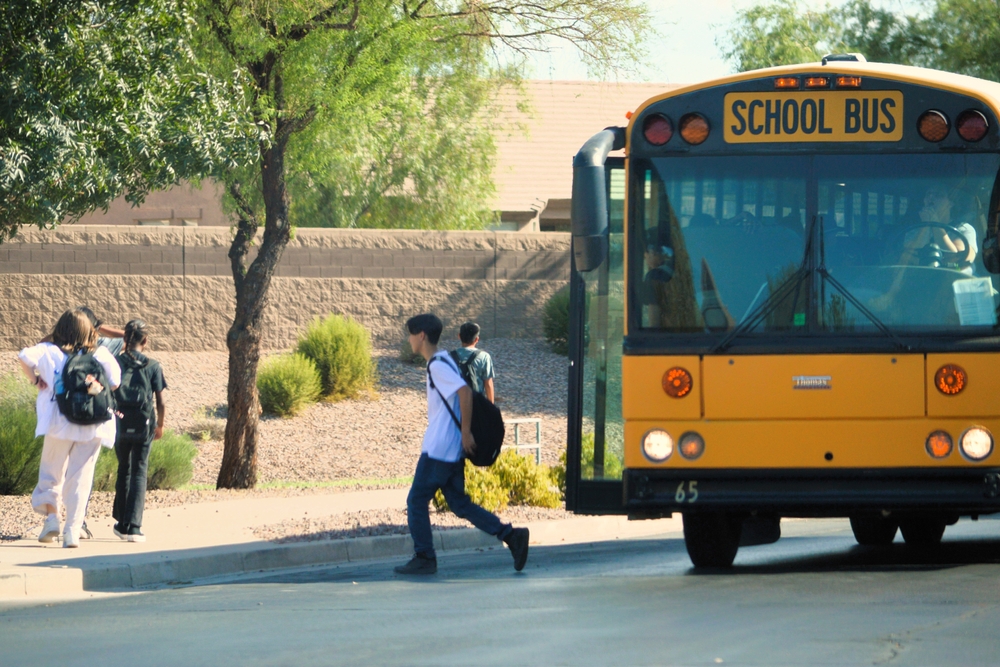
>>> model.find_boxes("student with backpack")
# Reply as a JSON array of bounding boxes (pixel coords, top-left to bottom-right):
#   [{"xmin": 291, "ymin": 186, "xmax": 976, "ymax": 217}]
[
  {"xmin": 449, "ymin": 322, "xmax": 495, "ymax": 403},
  {"xmin": 112, "ymin": 319, "xmax": 167, "ymax": 543},
  {"xmin": 18, "ymin": 309, "xmax": 121, "ymax": 548},
  {"xmin": 394, "ymin": 313, "xmax": 528, "ymax": 575}
]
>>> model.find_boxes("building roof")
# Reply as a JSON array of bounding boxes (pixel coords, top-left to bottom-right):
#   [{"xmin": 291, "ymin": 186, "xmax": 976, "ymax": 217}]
[{"xmin": 492, "ymin": 80, "xmax": 677, "ymax": 215}]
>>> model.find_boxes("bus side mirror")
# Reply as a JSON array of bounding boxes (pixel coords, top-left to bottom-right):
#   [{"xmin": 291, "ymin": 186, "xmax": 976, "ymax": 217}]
[
  {"xmin": 983, "ymin": 236, "xmax": 1000, "ymax": 273},
  {"xmin": 572, "ymin": 128, "xmax": 625, "ymax": 272}
]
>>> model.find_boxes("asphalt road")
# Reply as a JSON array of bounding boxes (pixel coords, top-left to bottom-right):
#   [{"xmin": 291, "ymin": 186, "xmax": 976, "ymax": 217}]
[{"xmin": 3, "ymin": 517, "xmax": 1000, "ymax": 667}]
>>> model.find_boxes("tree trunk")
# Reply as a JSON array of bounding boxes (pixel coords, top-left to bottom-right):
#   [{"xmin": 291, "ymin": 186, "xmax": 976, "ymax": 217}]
[{"xmin": 217, "ymin": 318, "xmax": 262, "ymax": 488}]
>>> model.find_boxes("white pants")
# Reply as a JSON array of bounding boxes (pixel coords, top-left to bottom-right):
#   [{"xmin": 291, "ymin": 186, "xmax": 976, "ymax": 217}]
[{"xmin": 31, "ymin": 435, "xmax": 102, "ymax": 535}]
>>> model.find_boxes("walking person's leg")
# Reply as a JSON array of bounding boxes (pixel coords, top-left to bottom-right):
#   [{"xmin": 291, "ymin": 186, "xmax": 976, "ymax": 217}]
[
  {"xmin": 124, "ymin": 439, "xmax": 152, "ymax": 542},
  {"xmin": 61, "ymin": 438, "xmax": 103, "ymax": 547},
  {"xmin": 31, "ymin": 435, "xmax": 73, "ymax": 542},
  {"xmin": 112, "ymin": 438, "xmax": 132, "ymax": 538},
  {"xmin": 441, "ymin": 460, "xmax": 530, "ymax": 571},
  {"xmin": 396, "ymin": 454, "xmax": 448, "ymax": 574}
]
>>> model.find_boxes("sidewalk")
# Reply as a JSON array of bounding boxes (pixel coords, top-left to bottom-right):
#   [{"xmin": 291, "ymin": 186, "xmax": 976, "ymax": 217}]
[{"xmin": 0, "ymin": 489, "xmax": 682, "ymax": 600}]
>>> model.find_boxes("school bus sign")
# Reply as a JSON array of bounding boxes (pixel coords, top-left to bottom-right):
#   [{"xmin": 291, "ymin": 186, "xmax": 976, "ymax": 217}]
[{"xmin": 723, "ymin": 91, "xmax": 904, "ymax": 143}]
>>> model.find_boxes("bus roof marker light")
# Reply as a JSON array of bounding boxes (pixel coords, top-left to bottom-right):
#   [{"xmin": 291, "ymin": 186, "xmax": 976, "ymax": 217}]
[
  {"xmin": 679, "ymin": 432, "xmax": 705, "ymax": 460},
  {"xmin": 918, "ymin": 110, "xmax": 950, "ymax": 142},
  {"xmin": 835, "ymin": 75, "xmax": 862, "ymax": 88},
  {"xmin": 956, "ymin": 109, "xmax": 989, "ymax": 142},
  {"xmin": 662, "ymin": 367, "xmax": 693, "ymax": 398},
  {"xmin": 959, "ymin": 427, "xmax": 993, "ymax": 461},
  {"xmin": 679, "ymin": 113, "xmax": 710, "ymax": 145},
  {"xmin": 643, "ymin": 114, "xmax": 673, "ymax": 145},
  {"xmin": 935, "ymin": 364, "xmax": 967, "ymax": 395},
  {"xmin": 926, "ymin": 431, "xmax": 953, "ymax": 459},
  {"xmin": 642, "ymin": 429, "xmax": 673, "ymax": 463},
  {"xmin": 804, "ymin": 76, "xmax": 830, "ymax": 89},
  {"xmin": 774, "ymin": 77, "xmax": 800, "ymax": 89}
]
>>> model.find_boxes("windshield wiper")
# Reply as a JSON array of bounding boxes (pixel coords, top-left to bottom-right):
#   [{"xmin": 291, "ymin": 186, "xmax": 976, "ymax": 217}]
[
  {"xmin": 712, "ymin": 216, "xmax": 818, "ymax": 354},
  {"xmin": 713, "ymin": 216, "xmax": 912, "ymax": 353}
]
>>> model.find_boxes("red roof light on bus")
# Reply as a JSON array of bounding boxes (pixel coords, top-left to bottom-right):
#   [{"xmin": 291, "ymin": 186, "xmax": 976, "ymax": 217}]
[
  {"xmin": 774, "ymin": 77, "xmax": 800, "ymax": 89},
  {"xmin": 917, "ymin": 110, "xmax": 950, "ymax": 142},
  {"xmin": 643, "ymin": 114, "xmax": 673, "ymax": 145},
  {"xmin": 956, "ymin": 109, "xmax": 989, "ymax": 142},
  {"xmin": 679, "ymin": 113, "xmax": 710, "ymax": 145}
]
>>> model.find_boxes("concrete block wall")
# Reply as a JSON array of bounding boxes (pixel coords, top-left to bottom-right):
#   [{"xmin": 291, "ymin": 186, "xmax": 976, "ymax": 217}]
[{"xmin": 0, "ymin": 226, "xmax": 570, "ymax": 351}]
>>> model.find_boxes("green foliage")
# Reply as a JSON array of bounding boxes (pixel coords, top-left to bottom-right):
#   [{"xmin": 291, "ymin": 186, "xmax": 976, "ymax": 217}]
[
  {"xmin": 92, "ymin": 430, "xmax": 198, "ymax": 492},
  {"xmin": 543, "ymin": 286, "xmax": 571, "ymax": 355},
  {"xmin": 580, "ymin": 432, "xmax": 623, "ymax": 481},
  {"xmin": 188, "ymin": 405, "xmax": 227, "ymax": 442},
  {"xmin": 0, "ymin": 0, "xmax": 260, "ymax": 239},
  {"xmin": 257, "ymin": 353, "xmax": 322, "ymax": 417},
  {"xmin": 297, "ymin": 314, "xmax": 376, "ymax": 399},
  {"xmin": 433, "ymin": 450, "xmax": 562, "ymax": 513},
  {"xmin": 0, "ymin": 373, "xmax": 43, "ymax": 495}
]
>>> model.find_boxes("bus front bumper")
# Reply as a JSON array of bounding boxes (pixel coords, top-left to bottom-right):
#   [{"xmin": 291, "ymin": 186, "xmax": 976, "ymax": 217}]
[{"xmin": 624, "ymin": 468, "xmax": 1000, "ymax": 517}]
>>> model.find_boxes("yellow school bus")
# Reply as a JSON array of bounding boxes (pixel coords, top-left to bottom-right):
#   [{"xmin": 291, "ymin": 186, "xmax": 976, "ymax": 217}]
[{"xmin": 566, "ymin": 55, "xmax": 1000, "ymax": 567}]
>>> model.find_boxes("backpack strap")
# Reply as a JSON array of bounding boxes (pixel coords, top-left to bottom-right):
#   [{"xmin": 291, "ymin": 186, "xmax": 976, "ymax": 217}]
[{"xmin": 427, "ymin": 357, "xmax": 462, "ymax": 433}]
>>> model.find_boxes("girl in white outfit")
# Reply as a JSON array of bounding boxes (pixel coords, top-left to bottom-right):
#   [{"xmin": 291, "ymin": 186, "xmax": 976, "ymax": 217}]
[{"xmin": 18, "ymin": 309, "xmax": 121, "ymax": 548}]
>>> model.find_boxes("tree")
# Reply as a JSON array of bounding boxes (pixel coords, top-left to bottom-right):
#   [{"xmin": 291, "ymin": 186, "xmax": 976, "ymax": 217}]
[
  {"xmin": 198, "ymin": 0, "xmax": 651, "ymax": 489},
  {"xmin": 929, "ymin": 0, "xmax": 1000, "ymax": 81},
  {"xmin": 0, "ymin": 0, "xmax": 260, "ymax": 243},
  {"xmin": 718, "ymin": 0, "xmax": 931, "ymax": 72}
]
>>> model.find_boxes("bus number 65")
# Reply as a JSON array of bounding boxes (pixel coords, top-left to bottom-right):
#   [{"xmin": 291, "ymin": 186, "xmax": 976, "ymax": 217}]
[{"xmin": 675, "ymin": 481, "xmax": 699, "ymax": 503}]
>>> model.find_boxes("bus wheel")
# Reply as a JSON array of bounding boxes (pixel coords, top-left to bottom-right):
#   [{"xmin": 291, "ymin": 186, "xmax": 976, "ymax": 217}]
[
  {"xmin": 683, "ymin": 511, "xmax": 742, "ymax": 568},
  {"xmin": 849, "ymin": 515, "xmax": 898, "ymax": 546},
  {"xmin": 899, "ymin": 518, "xmax": 946, "ymax": 547}
]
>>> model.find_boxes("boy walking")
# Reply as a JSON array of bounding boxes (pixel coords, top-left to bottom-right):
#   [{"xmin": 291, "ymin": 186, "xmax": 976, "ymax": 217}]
[
  {"xmin": 450, "ymin": 321, "xmax": 495, "ymax": 403},
  {"xmin": 395, "ymin": 314, "xmax": 528, "ymax": 575}
]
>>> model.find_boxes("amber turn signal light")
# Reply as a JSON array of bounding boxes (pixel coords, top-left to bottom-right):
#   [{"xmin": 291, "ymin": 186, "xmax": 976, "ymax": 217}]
[
  {"xmin": 662, "ymin": 367, "xmax": 693, "ymax": 398},
  {"xmin": 918, "ymin": 110, "xmax": 950, "ymax": 142},
  {"xmin": 926, "ymin": 430, "xmax": 953, "ymax": 459},
  {"xmin": 679, "ymin": 113, "xmax": 710, "ymax": 145},
  {"xmin": 935, "ymin": 364, "xmax": 967, "ymax": 395},
  {"xmin": 679, "ymin": 432, "xmax": 705, "ymax": 460}
]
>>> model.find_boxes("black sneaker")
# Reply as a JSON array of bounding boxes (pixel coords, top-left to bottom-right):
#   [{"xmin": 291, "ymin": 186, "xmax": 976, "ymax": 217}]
[
  {"xmin": 394, "ymin": 554, "xmax": 437, "ymax": 575},
  {"xmin": 127, "ymin": 526, "xmax": 146, "ymax": 543},
  {"xmin": 504, "ymin": 527, "xmax": 530, "ymax": 571}
]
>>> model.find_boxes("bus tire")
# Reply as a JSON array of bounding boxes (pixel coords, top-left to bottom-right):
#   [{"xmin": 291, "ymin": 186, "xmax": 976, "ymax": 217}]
[
  {"xmin": 899, "ymin": 518, "xmax": 946, "ymax": 547},
  {"xmin": 683, "ymin": 511, "xmax": 742, "ymax": 568},
  {"xmin": 849, "ymin": 515, "xmax": 898, "ymax": 546}
]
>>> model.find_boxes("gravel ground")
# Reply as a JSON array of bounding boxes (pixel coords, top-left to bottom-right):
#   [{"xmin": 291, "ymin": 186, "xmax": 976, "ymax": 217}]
[{"xmin": 0, "ymin": 338, "xmax": 569, "ymax": 541}]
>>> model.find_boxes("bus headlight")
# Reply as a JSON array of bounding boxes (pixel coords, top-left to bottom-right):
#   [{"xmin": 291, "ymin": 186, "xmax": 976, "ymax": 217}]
[
  {"xmin": 959, "ymin": 427, "xmax": 994, "ymax": 461},
  {"xmin": 642, "ymin": 429, "xmax": 673, "ymax": 462}
]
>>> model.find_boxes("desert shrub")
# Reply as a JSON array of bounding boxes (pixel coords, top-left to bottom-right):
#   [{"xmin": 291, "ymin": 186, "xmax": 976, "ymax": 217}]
[
  {"xmin": 398, "ymin": 338, "xmax": 425, "ymax": 366},
  {"xmin": 297, "ymin": 314, "xmax": 376, "ymax": 399},
  {"xmin": 92, "ymin": 430, "xmax": 198, "ymax": 492},
  {"xmin": 258, "ymin": 353, "xmax": 322, "ymax": 417},
  {"xmin": 542, "ymin": 286, "xmax": 571, "ymax": 355},
  {"xmin": 548, "ymin": 433, "xmax": 623, "ymax": 500},
  {"xmin": 433, "ymin": 450, "xmax": 561, "ymax": 513},
  {"xmin": 0, "ymin": 373, "xmax": 43, "ymax": 495},
  {"xmin": 188, "ymin": 405, "xmax": 227, "ymax": 441}
]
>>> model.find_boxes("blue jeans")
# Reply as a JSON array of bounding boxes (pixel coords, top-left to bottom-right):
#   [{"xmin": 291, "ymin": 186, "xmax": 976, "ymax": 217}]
[{"xmin": 407, "ymin": 453, "xmax": 512, "ymax": 558}]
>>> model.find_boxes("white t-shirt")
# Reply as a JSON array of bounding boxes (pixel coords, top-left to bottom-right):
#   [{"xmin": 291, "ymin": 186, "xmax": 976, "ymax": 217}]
[
  {"xmin": 423, "ymin": 352, "xmax": 467, "ymax": 463},
  {"xmin": 18, "ymin": 343, "xmax": 121, "ymax": 446}
]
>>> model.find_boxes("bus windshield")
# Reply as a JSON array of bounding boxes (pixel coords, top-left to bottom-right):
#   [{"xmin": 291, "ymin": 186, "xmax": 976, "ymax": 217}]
[{"xmin": 633, "ymin": 153, "xmax": 1000, "ymax": 337}]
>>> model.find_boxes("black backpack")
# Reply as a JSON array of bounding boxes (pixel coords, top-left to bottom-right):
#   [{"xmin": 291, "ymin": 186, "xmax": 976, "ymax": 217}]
[
  {"xmin": 428, "ymin": 356, "xmax": 505, "ymax": 467},
  {"xmin": 114, "ymin": 353, "xmax": 154, "ymax": 442},
  {"xmin": 448, "ymin": 349, "xmax": 483, "ymax": 390},
  {"xmin": 55, "ymin": 350, "xmax": 115, "ymax": 425}
]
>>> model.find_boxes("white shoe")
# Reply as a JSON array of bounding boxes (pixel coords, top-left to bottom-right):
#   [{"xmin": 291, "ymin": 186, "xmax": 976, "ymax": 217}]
[
  {"xmin": 38, "ymin": 514, "xmax": 60, "ymax": 543},
  {"xmin": 62, "ymin": 528, "xmax": 79, "ymax": 548}
]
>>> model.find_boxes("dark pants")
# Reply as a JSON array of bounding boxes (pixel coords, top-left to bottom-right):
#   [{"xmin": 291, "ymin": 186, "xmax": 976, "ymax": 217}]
[
  {"xmin": 112, "ymin": 437, "xmax": 152, "ymax": 528},
  {"xmin": 407, "ymin": 453, "xmax": 511, "ymax": 558}
]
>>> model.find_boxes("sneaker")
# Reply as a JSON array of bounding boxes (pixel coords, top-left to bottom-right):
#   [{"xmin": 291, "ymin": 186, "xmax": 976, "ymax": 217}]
[
  {"xmin": 127, "ymin": 527, "xmax": 146, "ymax": 543},
  {"xmin": 393, "ymin": 554, "xmax": 437, "ymax": 575},
  {"xmin": 113, "ymin": 523, "xmax": 129, "ymax": 540},
  {"xmin": 80, "ymin": 522, "xmax": 94, "ymax": 540},
  {"xmin": 62, "ymin": 528, "xmax": 79, "ymax": 548},
  {"xmin": 38, "ymin": 514, "xmax": 60, "ymax": 543},
  {"xmin": 504, "ymin": 527, "xmax": 530, "ymax": 572}
]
